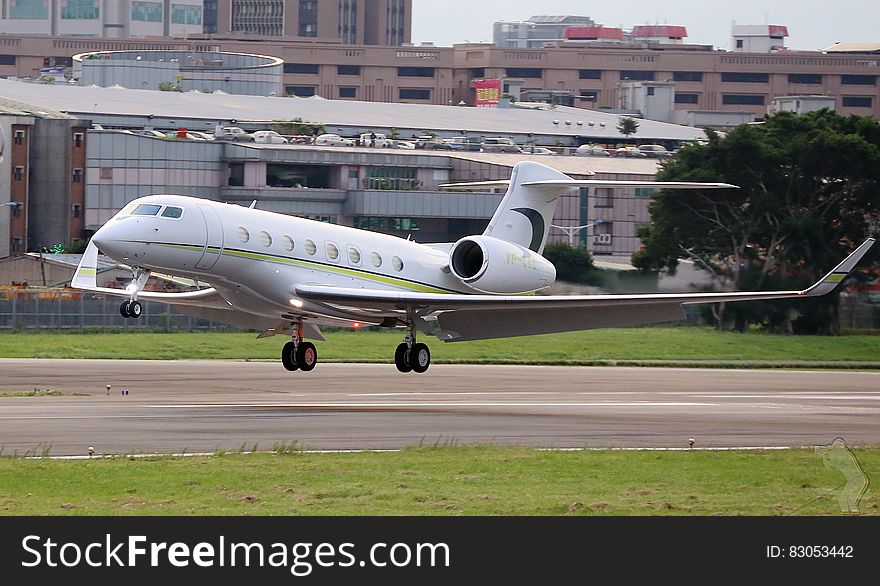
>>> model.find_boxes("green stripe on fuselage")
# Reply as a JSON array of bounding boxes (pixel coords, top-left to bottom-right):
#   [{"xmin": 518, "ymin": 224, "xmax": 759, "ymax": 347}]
[{"xmin": 152, "ymin": 242, "xmax": 453, "ymax": 294}]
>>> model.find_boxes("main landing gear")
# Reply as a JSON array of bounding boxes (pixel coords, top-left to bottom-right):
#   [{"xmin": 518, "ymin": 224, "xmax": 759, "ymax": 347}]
[
  {"xmin": 281, "ymin": 319, "xmax": 317, "ymax": 372},
  {"xmin": 394, "ymin": 321, "xmax": 430, "ymax": 374}
]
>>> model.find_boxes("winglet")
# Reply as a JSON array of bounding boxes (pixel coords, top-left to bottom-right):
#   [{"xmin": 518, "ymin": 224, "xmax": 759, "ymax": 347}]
[
  {"xmin": 802, "ymin": 238, "xmax": 875, "ymax": 297},
  {"xmin": 71, "ymin": 241, "xmax": 100, "ymax": 290}
]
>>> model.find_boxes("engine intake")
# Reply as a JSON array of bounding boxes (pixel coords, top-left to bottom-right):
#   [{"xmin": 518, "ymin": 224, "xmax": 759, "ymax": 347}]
[{"xmin": 449, "ymin": 235, "xmax": 556, "ymax": 294}]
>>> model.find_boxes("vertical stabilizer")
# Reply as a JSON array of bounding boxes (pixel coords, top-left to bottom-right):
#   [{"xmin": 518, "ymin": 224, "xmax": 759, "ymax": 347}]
[{"xmin": 483, "ymin": 161, "xmax": 575, "ymax": 254}]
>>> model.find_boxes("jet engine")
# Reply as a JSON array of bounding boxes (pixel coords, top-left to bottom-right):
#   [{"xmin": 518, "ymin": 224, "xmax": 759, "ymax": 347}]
[{"xmin": 448, "ymin": 235, "xmax": 556, "ymax": 294}]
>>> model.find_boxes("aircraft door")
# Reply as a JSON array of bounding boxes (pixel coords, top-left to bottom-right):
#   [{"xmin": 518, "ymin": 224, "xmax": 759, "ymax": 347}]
[{"xmin": 195, "ymin": 204, "xmax": 224, "ymax": 270}]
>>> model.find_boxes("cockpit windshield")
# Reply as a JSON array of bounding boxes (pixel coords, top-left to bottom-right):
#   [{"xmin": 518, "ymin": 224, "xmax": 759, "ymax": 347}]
[
  {"xmin": 161, "ymin": 206, "xmax": 183, "ymax": 218},
  {"xmin": 132, "ymin": 204, "xmax": 162, "ymax": 216}
]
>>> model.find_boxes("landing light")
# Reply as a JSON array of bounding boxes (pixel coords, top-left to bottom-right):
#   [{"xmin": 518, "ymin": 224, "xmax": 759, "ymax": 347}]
[
  {"xmin": 353, "ymin": 322, "xmax": 361, "ymax": 329},
  {"xmin": 289, "ymin": 299, "xmax": 304, "ymax": 308}
]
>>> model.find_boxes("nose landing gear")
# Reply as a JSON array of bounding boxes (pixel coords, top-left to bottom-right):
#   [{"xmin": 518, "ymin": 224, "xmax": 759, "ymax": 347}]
[
  {"xmin": 119, "ymin": 268, "xmax": 150, "ymax": 320},
  {"xmin": 394, "ymin": 321, "xmax": 431, "ymax": 374},
  {"xmin": 281, "ymin": 319, "xmax": 318, "ymax": 372},
  {"xmin": 119, "ymin": 300, "xmax": 143, "ymax": 319}
]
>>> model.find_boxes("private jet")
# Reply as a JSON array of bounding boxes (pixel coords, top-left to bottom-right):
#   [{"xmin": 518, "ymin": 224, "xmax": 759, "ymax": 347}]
[{"xmin": 74, "ymin": 161, "xmax": 875, "ymax": 373}]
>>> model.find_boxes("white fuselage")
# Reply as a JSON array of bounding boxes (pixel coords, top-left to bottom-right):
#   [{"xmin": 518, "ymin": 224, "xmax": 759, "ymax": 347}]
[{"xmin": 91, "ymin": 195, "xmax": 477, "ymax": 325}]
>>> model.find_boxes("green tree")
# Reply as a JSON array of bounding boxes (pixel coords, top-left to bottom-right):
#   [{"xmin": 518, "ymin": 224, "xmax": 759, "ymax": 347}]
[
  {"xmin": 271, "ymin": 117, "xmax": 325, "ymax": 136},
  {"xmin": 617, "ymin": 116, "xmax": 639, "ymax": 138},
  {"xmin": 633, "ymin": 110, "xmax": 880, "ymax": 334},
  {"xmin": 543, "ymin": 242, "xmax": 595, "ymax": 283}
]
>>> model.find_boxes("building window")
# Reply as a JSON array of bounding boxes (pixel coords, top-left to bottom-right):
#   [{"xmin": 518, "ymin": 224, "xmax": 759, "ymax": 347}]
[
  {"xmin": 72, "ymin": 168, "xmax": 83, "ymax": 183},
  {"xmin": 338, "ymin": 87, "xmax": 357, "ymax": 98},
  {"xmin": 469, "ymin": 68, "xmax": 485, "ymax": 78},
  {"xmin": 635, "ymin": 188, "xmax": 655, "ymax": 198},
  {"xmin": 11, "ymin": 237, "xmax": 22, "ymax": 251},
  {"xmin": 354, "ymin": 217, "xmax": 420, "ymax": 232},
  {"xmin": 100, "ymin": 167, "xmax": 112, "ymax": 179},
  {"xmin": 579, "ymin": 90, "xmax": 598, "ymax": 101},
  {"xmin": 722, "ymin": 94, "xmax": 765, "ymax": 105},
  {"xmin": 842, "ymin": 96, "xmax": 873, "ymax": 108},
  {"xmin": 579, "ymin": 69, "xmax": 602, "ymax": 80},
  {"xmin": 73, "ymin": 132, "xmax": 84, "ymax": 148},
  {"xmin": 286, "ymin": 86, "xmax": 316, "ymax": 97},
  {"xmin": 61, "ymin": 0, "xmax": 100, "ymax": 19},
  {"xmin": 672, "ymin": 71, "xmax": 703, "ymax": 82},
  {"xmin": 131, "ymin": 1, "xmax": 162, "ymax": 22},
  {"xmin": 399, "ymin": 88, "xmax": 430, "ymax": 100},
  {"xmin": 646, "ymin": 86, "xmax": 655, "ymax": 96},
  {"xmin": 505, "ymin": 68, "xmax": 542, "ymax": 78},
  {"xmin": 841, "ymin": 75, "xmax": 877, "ymax": 86},
  {"xmin": 736, "ymin": 39, "xmax": 744, "ymax": 49},
  {"xmin": 14, "ymin": 130, "xmax": 25, "ymax": 145},
  {"xmin": 721, "ymin": 72, "xmax": 770, "ymax": 83},
  {"xmin": 203, "ymin": 0, "xmax": 217, "ymax": 33},
  {"xmin": 789, "ymin": 73, "xmax": 822, "ymax": 84},
  {"xmin": 397, "ymin": 67, "xmax": 434, "ymax": 77},
  {"xmin": 10, "ymin": 0, "xmax": 49, "ymax": 19},
  {"xmin": 72, "ymin": 204, "xmax": 82, "ymax": 219},
  {"xmin": 365, "ymin": 167, "xmax": 418, "ymax": 190},
  {"xmin": 13, "ymin": 166, "xmax": 24, "ymax": 181},
  {"xmin": 338, "ymin": 64, "xmax": 361, "ymax": 75},
  {"xmin": 299, "ymin": 0, "xmax": 317, "ymax": 36},
  {"xmin": 674, "ymin": 93, "xmax": 699, "ymax": 104},
  {"xmin": 0, "ymin": 55, "xmax": 16, "ymax": 66},
  {"xmin": 620, "ymin": 70, "xmax": 655, "ymax": 81},
  {"xmin": 171, "ymin": 3, "xmax": 202, "ymax": 25},
  {"xmin": 594, "ymin": 188, "xmax": 613, "ymax": 208},
  {"xmin": 284, "ymin": 63, "xmax": 320, "ymax": 74}
]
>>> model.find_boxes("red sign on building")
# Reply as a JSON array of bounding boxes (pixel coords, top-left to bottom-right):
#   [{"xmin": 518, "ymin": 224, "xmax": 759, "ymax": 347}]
[{"xmin": 474, "ymin": 78, "xmax": 502, "ymax": 108}]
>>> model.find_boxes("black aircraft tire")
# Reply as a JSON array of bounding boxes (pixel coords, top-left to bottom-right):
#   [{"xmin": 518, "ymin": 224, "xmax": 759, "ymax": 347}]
[
  {"xmin": 297, "ymin": 342, "xmax": 318, "ymax": 372},
  {"xmin": 394, "ymin": 343, "xmax": 412, "ymax": 373},
  {"xmin": 410, "ymin": 343, "xmax": 431, "ymax": 374},
  {"xmin": 281, "ymin": 341, "xmax": 299, "ymax": 371}
]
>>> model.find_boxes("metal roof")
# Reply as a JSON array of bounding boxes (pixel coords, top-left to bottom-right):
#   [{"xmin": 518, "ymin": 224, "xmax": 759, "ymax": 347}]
[
  {"xmin": 824, "ymin": 42, "xmax": 880, "ymax": 54},
  {"xmin": 0, "ymin": 78, "xmax": 709, "ymax": 142}
]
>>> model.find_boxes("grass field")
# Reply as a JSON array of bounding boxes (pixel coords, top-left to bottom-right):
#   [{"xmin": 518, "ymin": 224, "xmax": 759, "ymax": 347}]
[
  {"xmin": 0, "ymin": 447, "xmax": 875, "ymax": 515},
  {"xmin": 0, "ymin": 327, "xmax": 877, "ymax": 364}
]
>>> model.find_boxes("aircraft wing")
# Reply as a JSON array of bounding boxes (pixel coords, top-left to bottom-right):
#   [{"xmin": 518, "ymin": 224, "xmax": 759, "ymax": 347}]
[
  {"xmin": 439, "ymin": 179, "xmax": 738, "ymax": 190},
  {"xmin": 295, "ymin": 239, "xmax": 875, "ymax": 342},
  {"xmin": 72, "ymin": 241, "xmax": 228, "ymax": 308}
]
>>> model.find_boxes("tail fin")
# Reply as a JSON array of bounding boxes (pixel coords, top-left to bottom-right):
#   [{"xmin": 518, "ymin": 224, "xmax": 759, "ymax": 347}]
[{"xmin": 483, "ymin": 161, "xmax": 573, "ymax": 254}]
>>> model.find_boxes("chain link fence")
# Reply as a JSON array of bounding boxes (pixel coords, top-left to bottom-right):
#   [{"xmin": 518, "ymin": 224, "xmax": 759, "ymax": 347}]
[{"xmin": 0, "ymin": 292, "xmax": 232, "ymax": 331}]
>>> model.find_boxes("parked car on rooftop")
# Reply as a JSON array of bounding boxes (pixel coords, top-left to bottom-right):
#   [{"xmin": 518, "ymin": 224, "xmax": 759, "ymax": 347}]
[
  {"xmin": 252, "ymin": 130, "xmax": 289, "ymax": 144},
  {"xmin": 637, "ymin": 144, "xmax": 672, "ymax": 158},
  {"xmin": 615, "ymin": 147, "xmax": 648, "ymax": 158},
  {"xmin": 314, "ymin": 133, "xmax": 354, "ymax": 147},
  {"xmin": 574, "ymin": 145, "xmax": 610, "ymax": 157}
]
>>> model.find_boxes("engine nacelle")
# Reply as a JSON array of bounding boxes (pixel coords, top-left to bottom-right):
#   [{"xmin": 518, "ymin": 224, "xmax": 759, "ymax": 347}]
[{"xmin": 449, "ymin": 235, "xmax": 556, "ymax": 294}]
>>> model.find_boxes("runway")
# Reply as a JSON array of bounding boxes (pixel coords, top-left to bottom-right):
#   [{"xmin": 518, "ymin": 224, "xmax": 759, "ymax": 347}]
[{"xmin": 1, "ymin": 359, "xmax": 879, "ymax": 455}]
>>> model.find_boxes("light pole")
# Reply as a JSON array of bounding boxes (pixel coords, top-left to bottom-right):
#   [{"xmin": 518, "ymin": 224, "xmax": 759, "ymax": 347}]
[{"xmin": 551, "ymin": 219, "xmax": 603, "ymax": 247}]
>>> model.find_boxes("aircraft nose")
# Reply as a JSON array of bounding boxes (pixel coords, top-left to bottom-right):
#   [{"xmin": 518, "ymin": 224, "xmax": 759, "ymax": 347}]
[{"xmin": 91, "ymin": 221, "xmax": 129, "ymax": 259}]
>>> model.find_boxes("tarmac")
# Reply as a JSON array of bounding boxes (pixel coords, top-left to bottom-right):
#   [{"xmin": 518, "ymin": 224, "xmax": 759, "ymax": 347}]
[{"xmin": 1, "ymin": 359, "xmax": 879, "ymax": 456}]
